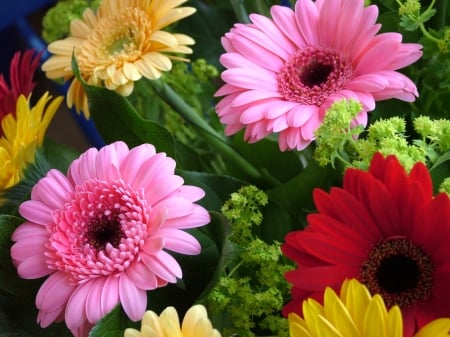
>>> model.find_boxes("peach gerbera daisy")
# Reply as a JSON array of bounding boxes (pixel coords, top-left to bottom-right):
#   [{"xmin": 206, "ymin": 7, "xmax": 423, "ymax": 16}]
[{"xmin": 41, "ymin": 0, "xmax": 196, "ymax": 118}]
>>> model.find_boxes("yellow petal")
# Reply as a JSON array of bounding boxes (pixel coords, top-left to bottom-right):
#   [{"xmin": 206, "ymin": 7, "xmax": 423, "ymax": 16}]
[
  {"xmin": 414, "ymin": 318, "xmax": 450, "ymax": 337},
  {"xmin": 363, "ymin": 295, "xmax": 387, "ymax": 337}
]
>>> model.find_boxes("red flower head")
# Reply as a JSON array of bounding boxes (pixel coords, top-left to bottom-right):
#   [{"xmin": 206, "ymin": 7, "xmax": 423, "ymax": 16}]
[
  {"xmin": 0, "ymin": 49, "xmax": 41, "ymax": 122},
  {"xmin": 282, "ymin": 153, "xmax": 450, "ymax": 336}
]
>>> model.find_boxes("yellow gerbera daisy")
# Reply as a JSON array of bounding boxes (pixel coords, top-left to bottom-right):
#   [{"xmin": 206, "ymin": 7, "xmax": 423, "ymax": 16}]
[
  {"xmin": 124, "ymin": 304, "xmax": 221, "ymax": 337},
  {"xmin": 288, "ymin": 278, "xmax": 450, "ymax": 337},
  {"xmin": 0, "ymin": 93, "xmax": 62, "ymax": 190},
  {"xmin": 41, "ymin": 0, "xmax": 196, "ymax": 118}
]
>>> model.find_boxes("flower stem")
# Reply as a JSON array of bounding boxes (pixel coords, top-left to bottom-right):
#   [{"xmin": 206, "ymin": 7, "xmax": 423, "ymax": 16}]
[{"xmin": 147, "ymin": 79, "xmax": 264, "ymax": 182}]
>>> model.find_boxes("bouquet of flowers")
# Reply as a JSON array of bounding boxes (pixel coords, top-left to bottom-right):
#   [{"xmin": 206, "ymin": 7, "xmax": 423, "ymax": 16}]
[{"xmin": 0, "ymin": 0, "xmax": 449, "ymax": 336}]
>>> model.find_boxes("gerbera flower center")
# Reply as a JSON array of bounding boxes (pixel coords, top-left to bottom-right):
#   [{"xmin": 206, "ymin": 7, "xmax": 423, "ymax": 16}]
[
  {"xmin": 87, "ymin": 217, "xmax": 125, "ymax": 251},
  {"xmin": 76, "ymin": 7, "xmax": 151, "ymax": 74},
  {"xmin": 360, "ymin": 238, "xmax": 434, "ymax": 307},
  {"xmin": 47, "ymin": 179, "xmax": 150, "ymax": 282},
  {"xmin": 278, "ymin": 46, "xmax": 352, "ymax": 105}
]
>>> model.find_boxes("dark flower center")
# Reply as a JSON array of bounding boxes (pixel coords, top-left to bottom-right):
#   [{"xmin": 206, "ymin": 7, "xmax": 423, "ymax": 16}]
[
  {"xmin": 278, "ymin": 46, "xmax": 352, "ymax": 106},
  {"xmin": 360, "ymin": 238, "xmax": 434, "ymax": 308},
  {"xmin": 299, "ymin": 62, "xmax": 334, "ymax": 88},
  {"xmin": 87, "ymin": 216, "xmax": 124, "ymax": 251}
]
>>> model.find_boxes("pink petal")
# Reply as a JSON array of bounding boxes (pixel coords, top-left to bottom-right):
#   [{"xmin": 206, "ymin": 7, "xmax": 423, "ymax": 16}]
[
  {"xmin": 294, "ymin": 0, "xmax": 319, "ymax": 45},
  {"xmin": 144, "ymin": 175, "xmax": 184, "ymax": 205},
  {"xmin": 271, "ymin": 5, "xmax": 306, "ymax": 47},
  {"xmin": 132, "ymin": 153, "xmax": 174, "ymax": 190},
  {"xmin": 10, "ymin": 229, "xmax": 47, "ymax": 262},
  {"xmin": 280, "ymin": 127, "xmax": 311, "ymax": 151},
  {"xmin": 346, "ymin": 73, "xmax": 390, "ymax": 92},
  {"xmin": 221, "ymin": 68, "xmax": 278, "ymax": 91},
  {"xmin": 162, "ymin": 204, "xmax": 210, "ymax": 229},
  {"xmin": 230, "ymin": 25, "xmax": 288, "ymax": 70},
  {"xmin": 19, "ymin": 200, "xmax": 53, "ymax": 225},
  {"xmin": 100, "ymin": 276, "xmax": 120, "ymax": 318},
  {"xmin": 120, "ymin": 143, "xmax": 156, "ymax": 183},
  {"xmin": 36, "ymin": 272, "xmax": 75, "ymax": 312},
  {"xmin": 316, "ymin": 0, "xmax": 342, "ymax": 47},
  {"xmin": 175, "ymin": 185, "xmax": 205, "ymax": 202},
  {"xmin": 141, "ymin": 236, "xmax": 165, "ymax": 255},
  {"xmin": 85, "ymin": 277, "xmax": 108, "ymax": 323},
  {"xmin": 214, "ymin": 82, "xmax": 244, "ymax": 97},
  {"xmin": 219, "ymin": 52, "xmax": 263, "ymax": 70},
  {"xmin": 119, "ymin": 274, "xmax": 147, "ymax": 321},
  {"xmin": 250, "ymin": 13, "xmax": 297, "ymax": 55},
  {"xmin": 126, "ymin": 260, "xmax": 158, "ymax": 290},
  {"xmin": 68, "ymin": 147, "xmax": 99, "ymax": 184},
  {"xmin": 65, "ymin": 282, "xmax": 91, "ymax": 329},
  {"xmin": 31, "ymin": 170, "xmax": 72, "ymax": 210},
  {"xmin": 37, "ymin": 306, "xmax": 65, "ymax": 328},
  {"xmin": 152, "ymin": 197, "xmax": 195, "ymax": 219},
  {"xmin": 143, "ymin": 250, "xmax": 182, "ymax": 282},
  {"xmin": 157, "ymin": 228, "xmax": 201, "ymax": 255},
  {"xmin": 354, "ymin": 33, "xmax": 402, "ymax": 75},
  {"xmin": 231, "ymin": 89, "xmax": 283, "ymax": 107},
  {"xmin": 11, "ymin": 222, "xmax": 47, "ymax": 242},
  {"xmin": 286, "ymin": 105, "xmax": 317, "ymax": 127},
  {"xmin": 96, "ymin": 141, "xmax": 129, "ymax": 181},
  {"xmin": 16, "ymin": 253, "xmax": 50, "ymax": 279},
  {"xmin": 334, "ymin": 0, "xmax": 364, "ymax": 51}
]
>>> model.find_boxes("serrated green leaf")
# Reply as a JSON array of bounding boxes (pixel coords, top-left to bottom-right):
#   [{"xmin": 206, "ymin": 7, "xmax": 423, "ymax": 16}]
[{"xmin": 0, "ymin": 151, "xmax": 52, "ymax": 213}]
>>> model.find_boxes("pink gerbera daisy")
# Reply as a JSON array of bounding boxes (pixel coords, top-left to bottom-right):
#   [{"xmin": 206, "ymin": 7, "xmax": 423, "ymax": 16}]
[
  {"xmin": 215, "ymin": 0, "xmax": 423, "ymax": 151},
  {"xmin": 10, "ymin": 141, "xmax": 210, "ymax": 337},
  {"xmin": 281, "ymin": 153, "xmax": 450, "ymax": 336}
]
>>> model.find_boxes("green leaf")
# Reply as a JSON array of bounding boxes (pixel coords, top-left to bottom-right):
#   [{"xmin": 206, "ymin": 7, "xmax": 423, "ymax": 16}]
[
  {"xmin": 266, "ymin": 160, "xmax": 340, "ymax": 228},
  {"xmin": 0, "ymin": 151, "xmax": 52, "ymax": 214},
  {"xmin": 176, "ymin": 0, "xmax": 236, "ymax": 68},
  {"xmin": 0, "ymin": 215, "xmax": 42, "ymax": 298},
  {"xmin": 0, "ymin": 295, "xmax": 72, "ymax": 337},
  {"xmin": 232, "ymin": 134, "xmax": 304, "ymax": 186},
  {"xmin": 72, "ymin": 56, "xmax": 176, "ymax": 157},
  {"xmin": 43, "ymin": 138, "xmax": 80, "ymax": 173},
  {"xmin": 88, "ymin": 305, "xmax": 137, "ymax": 337},
  {"xmin": 179, "ymin": 170, "xmax": 246, "ymax": 211}
]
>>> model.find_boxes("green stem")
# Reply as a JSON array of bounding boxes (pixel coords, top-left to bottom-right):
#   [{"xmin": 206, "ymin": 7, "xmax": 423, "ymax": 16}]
[
  {"xmin": 147, "ymin": 79, "xmax": 264, "ymax": 182},
  {"xmin": 419, "ymin": 22, "xmax": 440, "ymax": 43},
  {"xmin": 435, "ymin": 0, "xmax": 447, "ymax": 29}
]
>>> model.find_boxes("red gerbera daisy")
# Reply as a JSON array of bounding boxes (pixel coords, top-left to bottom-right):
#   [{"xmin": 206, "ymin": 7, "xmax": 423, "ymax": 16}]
[
  {"xmin": 282, "ymin": 153, "xmax": 450, "ymax": 336},
  {"xmin": 0, "ymin": 49, "xmax": 41, "ymax": 122}
]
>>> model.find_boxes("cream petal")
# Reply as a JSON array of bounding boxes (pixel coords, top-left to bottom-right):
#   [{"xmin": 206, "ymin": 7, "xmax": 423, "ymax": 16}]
[
  {"xmin": 150, "ymin": 31, "xmax": 178, "ymax": 47},
  {"xmin": 123, "ymin": 62, "xmax": 143, "ymax": 81}
]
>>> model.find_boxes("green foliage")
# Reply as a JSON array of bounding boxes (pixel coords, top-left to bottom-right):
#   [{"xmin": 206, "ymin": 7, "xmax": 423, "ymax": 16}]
[
  {"xmin": 313, "ymin": 99, "xmax": 364, "ymax": 168},
  {"xmin": 206, "ymin": 186, "xmax": 291, "ymax": 337},
  {"xmin": 42, "ymin": 0, "xmax": 102, "ymax": 43}
]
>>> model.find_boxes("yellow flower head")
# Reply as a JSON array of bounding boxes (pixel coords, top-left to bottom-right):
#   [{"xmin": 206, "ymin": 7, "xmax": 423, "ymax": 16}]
[
  {"xmin": 0, "ymin": 93, "xmax": 62, "ymax": 190},
  {"xmin": 124, "ymin": 304, "xmax": 221, "ymax": 337},
  {"xmin": 41, "ymin": 0, "xmax": 196, "ymax": 118},
  {"xmin": 288, "ymin": 278, "xmax": 450, "ymax": 337}
]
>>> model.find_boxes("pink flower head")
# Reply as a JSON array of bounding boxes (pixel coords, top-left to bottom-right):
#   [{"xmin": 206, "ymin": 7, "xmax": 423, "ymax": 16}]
[
  {"xmin": 10, "ymin": 141, "xmax": 211, "ymax": 337},
  {"xmin": 215, "ymin": 0, "xmax": 423, "ymax": 151},
  {"xmin": 0, "ymin": 49, "xmax": 41, "ymax": 123}
]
